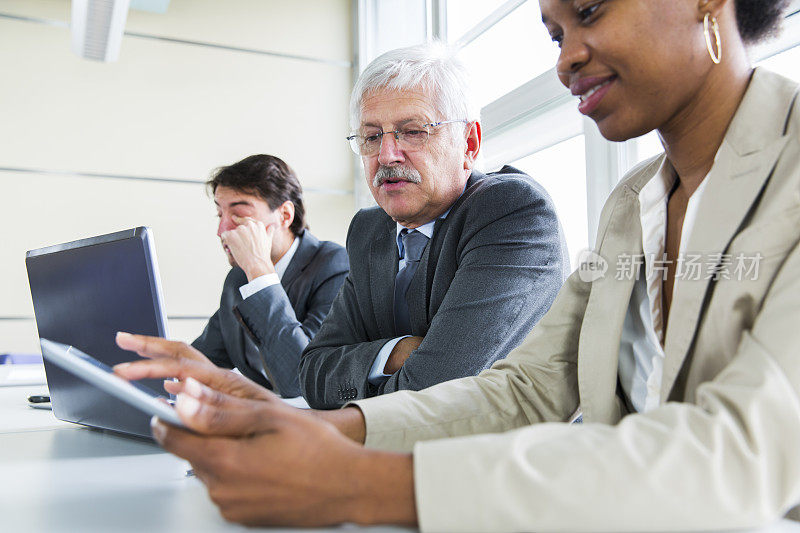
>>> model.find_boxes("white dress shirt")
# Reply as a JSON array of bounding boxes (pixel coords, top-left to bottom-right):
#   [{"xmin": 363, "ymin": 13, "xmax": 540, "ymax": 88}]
[
  {"xmin": 618, "ymin": 159, "xmax": 709, "ymax": 412},
  {"xmin": 238, "ymin": 236, "xmax": 299, "ymax": 300}
]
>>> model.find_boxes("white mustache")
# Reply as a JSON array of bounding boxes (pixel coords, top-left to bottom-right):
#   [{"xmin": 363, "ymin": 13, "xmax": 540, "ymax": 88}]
[{"xmin": 373, "ymin": 166, "xmax": 422, "ymax": 188}]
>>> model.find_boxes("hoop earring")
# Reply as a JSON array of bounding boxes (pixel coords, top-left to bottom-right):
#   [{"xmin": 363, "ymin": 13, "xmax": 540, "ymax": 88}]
[{"xmin": 703, "ymin": 12, "xmax": 722, "ymax": 64}]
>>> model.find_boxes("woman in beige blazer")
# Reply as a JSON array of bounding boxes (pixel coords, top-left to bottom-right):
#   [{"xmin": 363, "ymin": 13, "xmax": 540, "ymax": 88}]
[{"xmin": 114, "ymin": 0, "xmax": 800, "ymax": 530}]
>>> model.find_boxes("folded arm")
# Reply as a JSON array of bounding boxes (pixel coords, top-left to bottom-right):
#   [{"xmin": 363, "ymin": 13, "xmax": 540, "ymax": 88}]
[{"xmin": 299, "ymin": 270, "xmax": 401, "ymax": 408}]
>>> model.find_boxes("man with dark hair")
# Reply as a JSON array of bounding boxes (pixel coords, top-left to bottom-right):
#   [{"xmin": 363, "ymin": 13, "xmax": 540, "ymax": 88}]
[{"xmin": 192, "ymin": 154, "xmax": 349, "ymax": 398}]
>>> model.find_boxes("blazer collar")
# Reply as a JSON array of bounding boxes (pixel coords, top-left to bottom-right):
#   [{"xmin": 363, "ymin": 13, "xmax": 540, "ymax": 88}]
[
  {"xmin": 370, "ymin": 215, "xmax": 400, "ymax": 338},
  {"xmin": 281, "ymin": 230, "xmax": 319, "ymax": 288},
  {"xmin": 625, "ymin": 154, "xmax": 667, "ymax": 196},
  {"xmin": 578, "ymin": 186, "xmax": 642, "ymax": 422},
  {"xmin": 724, "ymin": 68, "xmax": 798, "ymax": 155},
  {"xmin": 457, "ymin": 169, "xmax": 485, "ymax": 210},
  {"xmin": 660, "ymin": 68, "xmax": 797, "ymax": 399},
  {"xmin": 406, "ymin": 171, "xmax": 484, "ymax": 333}
]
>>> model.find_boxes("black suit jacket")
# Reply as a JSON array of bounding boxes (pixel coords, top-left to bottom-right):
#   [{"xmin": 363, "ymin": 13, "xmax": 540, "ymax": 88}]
[
  {"xmin": 192, "ymin": 230, "xmax": 349, "ymax": 397},
  {"xmin": 300, "ymin": 167, "xmax": 570, "ymax": 408}
]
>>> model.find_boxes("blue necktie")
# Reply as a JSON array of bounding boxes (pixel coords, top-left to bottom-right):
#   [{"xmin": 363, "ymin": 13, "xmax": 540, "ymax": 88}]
[{"xmin": 394, "ymin": 229, "xmax": 429, "ymax": 336}]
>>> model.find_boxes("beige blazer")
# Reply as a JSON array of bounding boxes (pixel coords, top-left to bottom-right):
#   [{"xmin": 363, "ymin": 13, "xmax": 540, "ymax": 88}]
[{"xmin": 354, "ymin": 68, "xmax": 800, "ymax": 532}]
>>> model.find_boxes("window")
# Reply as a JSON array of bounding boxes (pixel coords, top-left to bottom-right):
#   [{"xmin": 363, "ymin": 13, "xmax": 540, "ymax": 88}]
[
  {"xmin": 633, "ymin": 132, "xmax": 664, "ymax": 164},
  {"xmin": 510, "ymin": 135, "xmax": 588, "ymax": 268},
  {"xmin": 756, "ymin": 44, "xmax": 800, "ymax": 81},
  {"xmin": 446, "ymin": 0, "xmax": 509, "ymax": 42},
  {"xmin": 448, "ymin": 0, "xmax": 591, "ymax": 259},
  {"xmin": 453, "ymin": 1, "xmax": 559, "ymax": 108}
]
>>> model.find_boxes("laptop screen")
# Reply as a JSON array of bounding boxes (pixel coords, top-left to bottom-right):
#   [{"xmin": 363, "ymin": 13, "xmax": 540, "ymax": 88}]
[{"xmin": 26, "ymin": 227, "xmax": 169, "ymax": 438}]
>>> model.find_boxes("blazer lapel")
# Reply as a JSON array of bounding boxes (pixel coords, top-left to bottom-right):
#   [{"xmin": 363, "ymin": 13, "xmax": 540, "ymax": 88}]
[
  {"xmin": 405, "ymin": 172, "xmax": 480, "ymax": 334},
  {"xmin": 660, "ymin": 68, "xmax": 796, "ymax": 400},
  {"xmin": 230, "ymin": 276, "xmax": 251, "ymax": 365},
  {"xmin": 370, "ymin": 216, "xmax": 399, "ymax": 338},
  {"xmin": 280, "ymin": 230, "xmax": 318, "ymax": 289},
  {"xmin": 578, "ymin": 176, "xmax": 648, "ymax": 423},
  {"xmin": 661, "ymin": 137, "xmax": 789, "ymax": 399},
  {"xmin": 406, "ymin": 172, "xmax": 482, "ymax": 335}
]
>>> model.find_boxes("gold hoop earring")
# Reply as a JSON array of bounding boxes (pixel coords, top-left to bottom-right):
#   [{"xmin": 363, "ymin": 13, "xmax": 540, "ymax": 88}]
[{"xmin": 703, "ymin": 12, "xmax": 722, "ymax": 64}]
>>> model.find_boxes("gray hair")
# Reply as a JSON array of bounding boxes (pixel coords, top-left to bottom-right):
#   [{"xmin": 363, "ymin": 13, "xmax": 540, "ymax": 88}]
[{"xmin": 349, "ymin": 41, "xmax": 479, "ymax": 130}]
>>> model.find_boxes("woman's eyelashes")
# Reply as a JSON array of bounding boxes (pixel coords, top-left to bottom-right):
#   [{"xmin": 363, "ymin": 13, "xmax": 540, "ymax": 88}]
[
  {"xmin": 547, "ymin": 0, "xmax": 605, "ymax": 48},
  {"xmin": 576, "ymin": 0, "xmax": 604, "ymax": 24}
]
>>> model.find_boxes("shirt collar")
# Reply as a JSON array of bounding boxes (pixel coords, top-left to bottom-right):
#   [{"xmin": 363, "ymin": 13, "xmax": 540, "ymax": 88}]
[
  {"xmin": 394, "ymin": 182, "xmax": 466, "ymax": 257},
  {"xmin": 395, "ymin": 205, "xmax": 453, "ymax": 259},
  {"xmin": 275, "ymin": 236, "xmax": 299, "ymax": 279},
  {"xmin": 638, "ymin": 157, "xmax": 676, "ymax": 217}
]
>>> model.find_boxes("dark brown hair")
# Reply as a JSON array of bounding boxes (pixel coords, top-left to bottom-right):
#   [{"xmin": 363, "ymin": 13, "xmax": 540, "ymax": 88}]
[
  {"xmin": 207, "ymin": 154, "xmax": 307, "ymax": 236},
  {"xmin": 734, "ymin": 0, "xmax": 791, "ymax": 43}
]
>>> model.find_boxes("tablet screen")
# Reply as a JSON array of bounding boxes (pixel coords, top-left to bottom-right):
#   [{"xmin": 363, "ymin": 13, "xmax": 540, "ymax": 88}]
[{"xmin": 39, "ymin": 338, "xmax": 185, "ymax": 429}]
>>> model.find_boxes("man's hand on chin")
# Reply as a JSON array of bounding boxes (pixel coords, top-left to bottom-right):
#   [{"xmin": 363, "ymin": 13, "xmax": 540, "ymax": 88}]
[{"xmin": 221, "ymin": 216, "xmax": 276, "ymax": 281}]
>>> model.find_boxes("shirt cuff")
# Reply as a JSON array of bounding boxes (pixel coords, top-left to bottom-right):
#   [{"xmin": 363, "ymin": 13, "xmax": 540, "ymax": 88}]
[
  {"xmin": 239, "ymin": 273, "xmax": 280, "ymax": 300},
  {"xmin": 368, "ymin": 336, "xmax": 410, "ymax": 385}
]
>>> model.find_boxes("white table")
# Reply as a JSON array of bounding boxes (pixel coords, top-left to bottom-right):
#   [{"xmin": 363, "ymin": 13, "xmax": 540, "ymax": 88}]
[
  {"xmin": 0, "ymin": 383, "xmax": 410, "ymax": 532},
  {"xmin": 2, "ymin": 380, "xmax": 800, "ymax": 533}
]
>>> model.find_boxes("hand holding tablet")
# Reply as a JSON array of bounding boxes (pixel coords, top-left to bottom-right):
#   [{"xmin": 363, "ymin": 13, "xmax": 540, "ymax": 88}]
[{"xmin": 39, "ymin": 338, "xmax": 186, "ymax": 429}]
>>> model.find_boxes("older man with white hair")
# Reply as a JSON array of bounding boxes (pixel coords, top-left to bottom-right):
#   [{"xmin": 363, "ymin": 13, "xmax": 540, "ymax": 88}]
[{"xmin": 298, "ymin": 42, "xmax": 568, "ymax": 408}]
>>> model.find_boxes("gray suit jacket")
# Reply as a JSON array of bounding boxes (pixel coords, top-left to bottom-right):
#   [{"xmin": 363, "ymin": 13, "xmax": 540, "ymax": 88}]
[
  {"xmin": 192, "ymin": 230, "xmax": 348, "ymax": 397},
  {"xmin": 300, "ymin": 167, "xmax": 569, "ymax": 409}
]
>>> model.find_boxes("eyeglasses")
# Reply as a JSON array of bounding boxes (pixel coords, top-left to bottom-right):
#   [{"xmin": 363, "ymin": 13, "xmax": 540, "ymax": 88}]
[{"xmin": 346, "ymin": 119, "xmax": 468, "ymax": 156}]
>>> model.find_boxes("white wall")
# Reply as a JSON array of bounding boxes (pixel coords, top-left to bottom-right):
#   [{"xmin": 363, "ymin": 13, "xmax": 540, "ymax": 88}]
[{"xmin": 0, "ymin": 0, "xmax": 354, "ymax": 352}]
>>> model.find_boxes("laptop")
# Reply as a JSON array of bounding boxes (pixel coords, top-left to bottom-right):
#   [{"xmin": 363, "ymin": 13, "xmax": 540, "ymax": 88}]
[{"xmin": 26, "ymin": 227, "xmax": 170, "ymax": 438}]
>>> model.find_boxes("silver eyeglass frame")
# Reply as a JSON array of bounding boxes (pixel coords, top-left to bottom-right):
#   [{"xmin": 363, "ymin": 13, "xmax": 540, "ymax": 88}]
[{"xmin": 346, "ymin": 119, "xmax": 469, "ymax": 156}]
